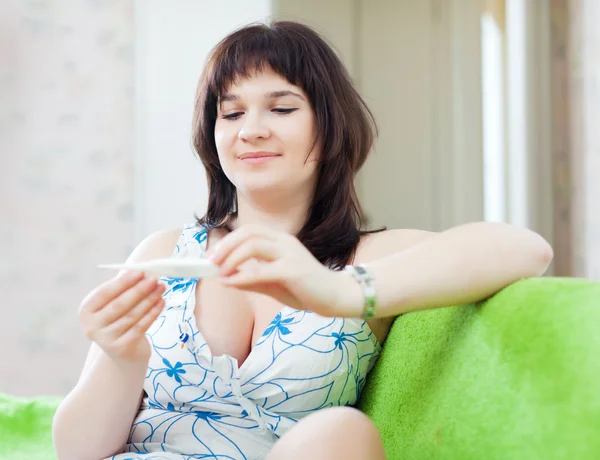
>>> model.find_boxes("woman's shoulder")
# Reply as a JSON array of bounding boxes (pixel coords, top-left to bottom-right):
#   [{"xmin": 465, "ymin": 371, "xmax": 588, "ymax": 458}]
[
  {"xmin": 126, "ymin": 227, "xmax": 184, "ymax": 263},
  {"xmin": 355, "ymin": 228, "xmax": 437, "ymax": 264}
]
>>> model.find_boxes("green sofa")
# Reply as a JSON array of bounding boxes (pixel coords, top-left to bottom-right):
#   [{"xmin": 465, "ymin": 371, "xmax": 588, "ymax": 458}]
[{"xmin": 2, "ymin": 277, "xmax": 599, "ymax": 460}]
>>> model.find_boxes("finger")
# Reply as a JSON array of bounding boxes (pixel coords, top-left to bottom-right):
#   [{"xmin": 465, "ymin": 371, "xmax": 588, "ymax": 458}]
[
  {"xmin": 223, "ymin": 272, "xmax": 299, "ymax": 308},
  {"xmin": 81, "ymin": 270, "xmax": 145, "ymax": 314},
  {"xmin": 95, "ymin": 276, "xmax": 162, "ymax": 326},
  {"xmin": 221, "ymin": 261, "xmax": 281, "ymax": 286},
  {"xmin": 209, "ymin": 225, "xmax": 278, "ymax": 264},
  {"xmin": 103, "ymin": 286, "xmax": 165, "ymax": 336},
  {"xmin": 219, "ymin": 239, "xmax": 280, "ymax": 276},
  {"xmin": 113, "ymin": 296, "xmax": 165, "ymax": 349}
]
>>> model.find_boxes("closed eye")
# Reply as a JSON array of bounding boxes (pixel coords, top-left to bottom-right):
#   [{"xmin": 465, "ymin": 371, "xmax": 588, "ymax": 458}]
[
  {"xmin": 222, "ymin": 112, "xmax": 243, "ymax": 120},
  {"xmin": 272, "ymin": 108, "xmax": 298, "ymax": 115},
  {"xmin": 221, "ymin": 108, "xmax": 298, "ymax": 120}
]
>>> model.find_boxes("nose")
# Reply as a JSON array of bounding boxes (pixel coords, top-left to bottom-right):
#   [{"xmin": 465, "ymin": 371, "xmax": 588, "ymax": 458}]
[{"xmin": 238, "ymin": 112, "xmax": 270, "ymax": 142}]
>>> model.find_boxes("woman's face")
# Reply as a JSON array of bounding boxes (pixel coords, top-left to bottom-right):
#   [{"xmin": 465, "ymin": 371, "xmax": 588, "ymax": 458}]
[{"xmin": 214, "ymin": 67, "xmax": 320, "ymax": 200}]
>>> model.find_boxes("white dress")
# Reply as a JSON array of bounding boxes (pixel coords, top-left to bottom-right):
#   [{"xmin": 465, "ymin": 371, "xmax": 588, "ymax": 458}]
[{"xmin": 109, "ymin": 222, "xmax": 381, "ymax": 460}]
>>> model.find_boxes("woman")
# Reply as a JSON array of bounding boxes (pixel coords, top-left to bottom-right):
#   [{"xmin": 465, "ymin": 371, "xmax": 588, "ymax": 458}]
[{"xmin": 52, "ymin": 21, "xmax": 553, "ymax": 460}]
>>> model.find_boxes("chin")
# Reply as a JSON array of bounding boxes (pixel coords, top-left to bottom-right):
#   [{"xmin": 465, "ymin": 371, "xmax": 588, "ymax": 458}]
[{"xmin": 236, "ymin": 177, "xmax": 287, "ymax": 196}]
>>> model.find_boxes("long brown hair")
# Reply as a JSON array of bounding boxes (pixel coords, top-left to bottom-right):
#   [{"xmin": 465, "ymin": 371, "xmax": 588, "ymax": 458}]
[{"xmin": 192, "ymin": 20, "xmax": 383, "ymax": 269}]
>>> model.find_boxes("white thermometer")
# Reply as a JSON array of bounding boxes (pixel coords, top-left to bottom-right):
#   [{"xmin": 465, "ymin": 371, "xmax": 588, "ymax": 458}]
[{"xmin": 98, "ymin": 257, "xmax": 219, "ymax": 279}]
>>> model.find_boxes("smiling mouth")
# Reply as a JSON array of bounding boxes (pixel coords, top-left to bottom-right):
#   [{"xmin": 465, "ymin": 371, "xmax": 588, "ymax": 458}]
[
  {"xmin": 239, "ymin": 155, "xmax": 280, "ymax": 164},
  {"xmin": 238, "ymin": 152, "xmax": 282, "ymax": 163}
]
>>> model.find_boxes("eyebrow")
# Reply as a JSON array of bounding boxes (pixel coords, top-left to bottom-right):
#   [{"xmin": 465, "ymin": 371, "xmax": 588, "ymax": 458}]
[{"xmin": 219, "ymin": 90, "xmax": 306, "ymax": 102}]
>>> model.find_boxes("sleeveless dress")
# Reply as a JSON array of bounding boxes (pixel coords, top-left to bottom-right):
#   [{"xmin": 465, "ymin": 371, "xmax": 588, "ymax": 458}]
[{"xmin": 109, "ymin": 222, "xmax": 381, "ymax": 460}]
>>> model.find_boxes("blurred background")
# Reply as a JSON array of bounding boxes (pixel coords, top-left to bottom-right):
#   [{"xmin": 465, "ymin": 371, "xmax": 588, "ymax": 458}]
[{"xmin": 0, "ymin": 0, "xmax": 598, "ymax": 397}]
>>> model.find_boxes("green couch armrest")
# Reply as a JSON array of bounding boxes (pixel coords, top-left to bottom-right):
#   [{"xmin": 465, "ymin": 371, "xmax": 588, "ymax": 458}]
[
  {"xmin": 358, "ymin": 277, "xmax": 600, "ymax": 460},
  {"xmin": 0, "ymin": 394, "xmax": 61, "ymax": 460}
]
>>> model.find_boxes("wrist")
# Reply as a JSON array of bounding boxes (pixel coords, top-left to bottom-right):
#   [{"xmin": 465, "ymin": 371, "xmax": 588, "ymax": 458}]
[
  {"xmin": 105, "ymin": 346, "xmax": 151, "ymax": 374},
  {"xmin": 333, "ymin": 270, "xmax": 365, "ymax": 318}
]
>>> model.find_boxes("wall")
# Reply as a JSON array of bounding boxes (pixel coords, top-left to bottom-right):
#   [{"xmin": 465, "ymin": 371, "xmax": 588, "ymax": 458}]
[
  {"xmin": 0, "ymin": 0, "xmax": 135, "ymax": 396},
  {"xmin": 550, "ymin": 0, "xmax": 600, "ymax": 279},
  {"xmin": 569, "ymin": 0, "xmax": 600, "ymax": 279},
  {"xmin": 133, "ymin": 0, "xmax": 272, "ymax": 241}
]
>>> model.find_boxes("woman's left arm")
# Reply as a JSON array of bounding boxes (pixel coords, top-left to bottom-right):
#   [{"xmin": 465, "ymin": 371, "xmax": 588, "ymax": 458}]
[
  {"xmin": 342, "ymin": 221, "xmax": 553, "ymax": 318},
  {"xmin": 209, "ymin": 222, "xmax": 553, "ymax": 319}
]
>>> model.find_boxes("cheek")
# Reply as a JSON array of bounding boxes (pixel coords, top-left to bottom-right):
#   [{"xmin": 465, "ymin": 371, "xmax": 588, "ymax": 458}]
[
  {"xmin": 214, "ymin": 124, "xmax": 237, "ymax": 165},
  {"xmin": 285, "ymin": 115, "xmax": 318, "ymax": 158},
  {"xmin": 214, "ymin": 122, "xmax": 231, "ymax": 150},
  {"xmin": 213, "ymin": 125, "xmax": 236, "ymax": 179}
]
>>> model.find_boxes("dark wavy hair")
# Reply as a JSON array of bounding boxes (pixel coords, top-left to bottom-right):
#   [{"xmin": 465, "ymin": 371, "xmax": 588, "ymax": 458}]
[{"xmin": 192, "ymin": 20, "xmax": 383, "ymax": 269}]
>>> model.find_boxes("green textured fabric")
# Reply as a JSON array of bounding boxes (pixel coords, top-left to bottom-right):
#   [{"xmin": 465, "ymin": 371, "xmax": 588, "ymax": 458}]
[
  {"xmin": 1, "ymin": 277, "xmax": 598, "ymax": 459},
  {"xmin": 0, "ymin": 393, "xmax": 60, "ymax": 460},
  {"xmin": 359, "ymin": 277, "xmax": 600, "ymax": 460}
]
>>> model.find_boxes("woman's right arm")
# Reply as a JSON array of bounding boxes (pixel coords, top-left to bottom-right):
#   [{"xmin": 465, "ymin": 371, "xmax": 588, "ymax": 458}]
[{"xmin": 52, "ymin": 228, "xmax": 182, "ymax": 460}]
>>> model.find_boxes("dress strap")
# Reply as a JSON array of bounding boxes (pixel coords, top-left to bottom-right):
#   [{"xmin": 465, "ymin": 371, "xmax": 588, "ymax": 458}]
[
  {"xmin": 172, "ymin": 222, "xmax": 209, "ymax": 259},
  {"xmin": 185, "ymin": 222, "xmax": 209, "ymax": 258}
]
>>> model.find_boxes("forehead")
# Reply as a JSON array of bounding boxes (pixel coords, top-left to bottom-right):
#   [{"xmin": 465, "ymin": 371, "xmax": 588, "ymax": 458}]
[{"xmin": 221, "ymin": 67, "xmax": 303, "ymax": 96}]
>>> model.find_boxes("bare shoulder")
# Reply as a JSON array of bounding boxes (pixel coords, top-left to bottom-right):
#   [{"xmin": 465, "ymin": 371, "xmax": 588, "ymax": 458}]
[
  {"xmin": 354, "ymin": 228, "xmax": 437, "ymax": 264},
  {"xmin": 126, "ymin": 227, "xmax": 183, "ymax": 264}
]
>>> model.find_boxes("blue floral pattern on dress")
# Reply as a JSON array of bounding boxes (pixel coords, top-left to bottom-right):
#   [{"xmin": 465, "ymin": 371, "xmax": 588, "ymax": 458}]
[
  {"xmin": 262, "ymin": 312, "xmax": 293, "ymax": 336},
  {"xmin": 109, "ymin": 222, "xmax": 381, "ymax": 460}
]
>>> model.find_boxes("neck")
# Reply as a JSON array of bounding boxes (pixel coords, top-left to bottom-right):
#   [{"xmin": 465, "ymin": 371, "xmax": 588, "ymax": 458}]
[{"xmin": 232, "ymin": 188, "xmax": 313, "ymax": 235}]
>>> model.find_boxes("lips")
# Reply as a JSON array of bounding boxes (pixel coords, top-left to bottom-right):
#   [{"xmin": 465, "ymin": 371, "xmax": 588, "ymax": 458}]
[
  {"xmin": 238, "ymin": 152, "xmax": 282, "ymax": 164},
  {"xmin": 238, "ymin": 151, "xmax": 281, "ymax": 160}
]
